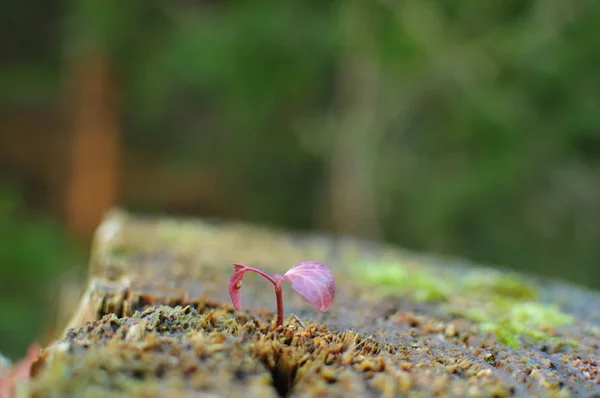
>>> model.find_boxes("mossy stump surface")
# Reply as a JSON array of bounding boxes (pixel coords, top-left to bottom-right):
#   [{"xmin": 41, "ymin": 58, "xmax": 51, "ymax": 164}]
[{"xmin": 26, "ymin": 210, "xmax": 600, "ymax": 397}]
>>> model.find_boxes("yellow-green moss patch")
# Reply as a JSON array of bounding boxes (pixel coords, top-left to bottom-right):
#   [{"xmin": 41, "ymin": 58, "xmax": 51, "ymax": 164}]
[
  {"xmin": 354, "ymin": 261, "xmax": 451, "ymax": 302},
  {"xmin": 354, "ymin": 260, "xmax": 574, "ymax": 348}
]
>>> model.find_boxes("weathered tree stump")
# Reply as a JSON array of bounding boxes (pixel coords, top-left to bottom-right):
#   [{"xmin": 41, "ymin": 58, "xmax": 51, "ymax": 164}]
[{"xmin": 24, "ymin": 210, "xmax": 600, "ymax": 397}]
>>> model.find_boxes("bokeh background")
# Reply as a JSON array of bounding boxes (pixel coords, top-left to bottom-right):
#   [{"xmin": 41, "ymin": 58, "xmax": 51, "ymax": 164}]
[{"xmin": 2, "ymin": 1, "xmax": 600, "ymax": 359}]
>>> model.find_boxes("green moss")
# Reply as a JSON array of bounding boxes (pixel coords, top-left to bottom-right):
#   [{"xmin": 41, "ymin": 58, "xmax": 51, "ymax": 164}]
[
  {"xmin": 456, "ymin": 300, "xmax": 574, "ymax": 348},
  {"xmin": 356, "ymin": 260, "xmax": 574, "ymax": 348},
  {"xmin": 356, "ymin": 262, "xmax": 450, "ymax": 302},
  {"xmin": 463, "ymin": 273, "xmax": 538, "ymax": 300},
  {"xmin": 507, "ymin": 302, "xmax": 573, "ymax": 329}
]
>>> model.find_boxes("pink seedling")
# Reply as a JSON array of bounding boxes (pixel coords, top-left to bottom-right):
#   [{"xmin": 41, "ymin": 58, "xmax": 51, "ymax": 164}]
[{"xmin": 228, "ymin": 261, "xmax": 336, "ymax": 327}]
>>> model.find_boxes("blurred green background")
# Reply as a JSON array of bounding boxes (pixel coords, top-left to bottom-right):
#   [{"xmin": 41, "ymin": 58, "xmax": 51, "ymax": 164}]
[{"xmin": 2, "ymin": 0, "xmax": 600, "ymax": 359}]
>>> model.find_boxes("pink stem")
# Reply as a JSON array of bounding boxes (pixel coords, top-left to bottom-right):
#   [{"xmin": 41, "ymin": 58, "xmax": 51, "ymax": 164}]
[
  {"xmin": 275, "ymin": 280, "xmax": 284, "ymax": 327},
  {"xmin": 242, "ymin": 266, "xmax": 278, "ymax": 286},
  {"xmin": 242, "ymin": 266, "xmax": 285, "ymax": 327}
]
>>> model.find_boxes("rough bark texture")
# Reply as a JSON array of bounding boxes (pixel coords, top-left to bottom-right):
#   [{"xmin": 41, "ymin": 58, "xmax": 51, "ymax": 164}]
[{"xmin": 22, "ymin": 210, "xmax": 600, "ymax": 397}]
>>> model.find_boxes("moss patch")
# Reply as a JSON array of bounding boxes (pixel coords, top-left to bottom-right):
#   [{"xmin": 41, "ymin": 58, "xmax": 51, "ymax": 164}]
[
  {"xmin": 354, "ymin": 260, "xmax": 574, "ymax": 348},
  {"xmin": 462, "ymin": 273, "xmax": 538, "ymax": 300},
  {"xmin": 452, "ymin": 300, "xmax": 575, "ymax": 349},
  {"xmin": 356, "ymin": 261, "xmax": 451, "ymax": 302}
]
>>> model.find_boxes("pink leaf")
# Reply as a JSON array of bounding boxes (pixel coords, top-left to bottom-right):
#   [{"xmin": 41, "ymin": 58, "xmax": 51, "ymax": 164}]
[
  {"xmin": 228, "ymin": 263, "xmax": 248, "ymax": 310},
  {"xmin": 280, "ymin": 261, "xmax": 335, "ymax": 312}
]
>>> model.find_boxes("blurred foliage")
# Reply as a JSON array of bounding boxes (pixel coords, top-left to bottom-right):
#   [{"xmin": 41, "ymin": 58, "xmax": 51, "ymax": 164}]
[
  {"xmin": 2, "ymin": 1, "xmax": 600, "ymax": 361},
  {"xmin": 0, "ymin": 185, "xmax": 83, "ymax": 359},
  {"xmin": 103, "ymin": 0, "xmax": 599, "ymax": 286},
  {"xmin": 0, "ymin": 1, "xmax": 62, "ymax": 108}
]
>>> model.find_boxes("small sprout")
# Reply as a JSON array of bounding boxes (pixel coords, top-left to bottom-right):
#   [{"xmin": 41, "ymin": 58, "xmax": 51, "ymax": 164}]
[{"xmin": 228, "ymin": 261, "xmax": 336, "ymax": 327}]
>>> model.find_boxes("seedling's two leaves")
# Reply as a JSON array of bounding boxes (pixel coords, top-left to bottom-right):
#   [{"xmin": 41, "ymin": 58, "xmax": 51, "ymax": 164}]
[
  {"xmin": 276, "ymin": 261, "xmax": 336, "ymax": 312},
  {"xmin": 228, "ymin": 261, "xmax": 336, "ymax": 326}
]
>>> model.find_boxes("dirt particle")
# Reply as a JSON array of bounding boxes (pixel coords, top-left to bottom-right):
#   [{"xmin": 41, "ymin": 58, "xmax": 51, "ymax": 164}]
[
  {"xmin": 320, "ymin": 367, "xmax": 337, "ymax": 383},
  {"xmin": 476, "ymin": 369, "xmax": 492, "ymax": 378},
  {"xmin": 395, "ymin": 371, "xmax": 413, "ymax": 393},
  {"xmin": 483, "ymin": 353, "xmax": 496, "ymax": 366},
  {"xmin": 369, "ymin": 373, "xmax": 395, "ymax": 397},
  {"xmin": 444, "ymin": 324, "xmax": 457, "ymax": 338},
  {"xmin": 458, "ymin": 359, "xmax": 473, "ymax": 371},
  {"xmin": 467, "ymin": 385, "xmax": 482, "ymax": 396},
  {"xmin": 399, "ymin": 362, "xmax": 412, "ymax": 372},
  {"xmin": 125, "ymin": 320, "xmax": 147, "ymax": 341},
  {"xmin": 431, "ymin": 375, "xmax": 451, "ymax": 393}
]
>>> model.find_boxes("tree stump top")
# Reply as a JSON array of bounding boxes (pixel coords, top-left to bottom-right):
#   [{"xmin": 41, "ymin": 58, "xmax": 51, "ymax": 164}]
[{"xmin": 26, "ymin": 209, "xmax": 600, "ymax": 397}]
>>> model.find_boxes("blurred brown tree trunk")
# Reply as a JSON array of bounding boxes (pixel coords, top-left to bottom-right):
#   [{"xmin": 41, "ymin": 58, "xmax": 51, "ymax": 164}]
[
  {"xmin": 324, "ymin": 2, "xmax": 381, "ymax": 239},
  {"xmin": 64, "ymin": 52, "xmax": 120, "ymax": 240}
]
